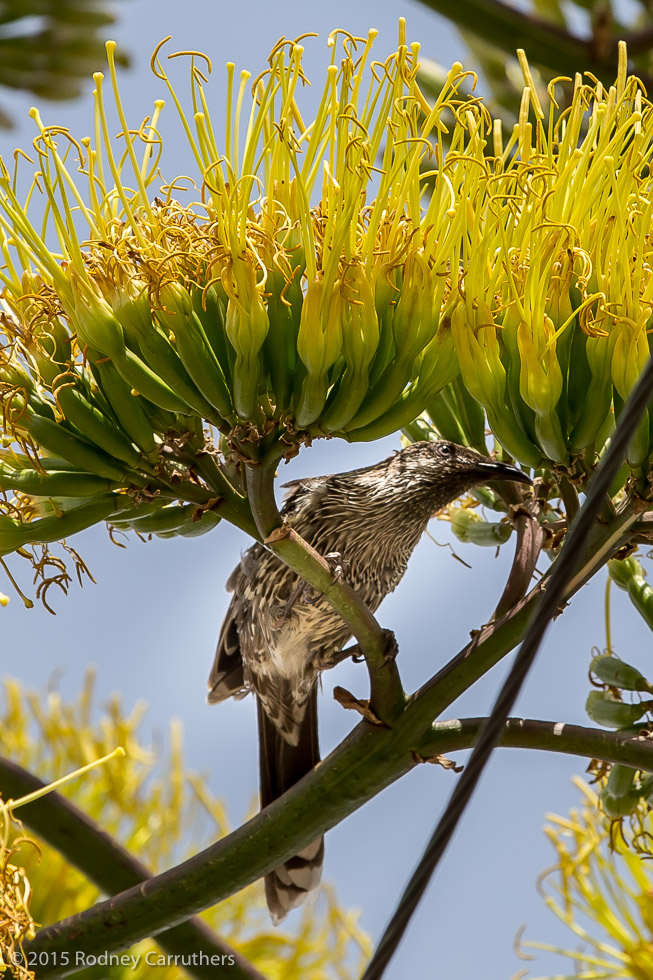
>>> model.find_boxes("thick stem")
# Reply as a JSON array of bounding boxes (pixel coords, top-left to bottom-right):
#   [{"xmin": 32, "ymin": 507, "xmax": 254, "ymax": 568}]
[
  {"xmin": 245, "ymin": 460, "xmax": 406, "ymax": 722},
  {"xmin": 24, "ymin": 705, "xmax": 653, "ymax": 978},
  {"xmin": 163, "ymin": 477, "xmax": 259, "ymax": 539},
  {"xmin": 0, "ymin": 757, "xmax": 264, "ymax": 980},
  {"xmin": 559, "ymin": 476, "xmax": 579, "ymax": 524}
]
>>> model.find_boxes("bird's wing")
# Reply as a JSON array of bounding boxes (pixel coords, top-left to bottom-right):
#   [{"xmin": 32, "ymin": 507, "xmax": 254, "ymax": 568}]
[
  {"xmin": 280, "ymin": 476, "xmax": 326, "ymax": 511},
  {"xmin": 207, "ymin": 564, "xmax": 247, "ymax": 703}
]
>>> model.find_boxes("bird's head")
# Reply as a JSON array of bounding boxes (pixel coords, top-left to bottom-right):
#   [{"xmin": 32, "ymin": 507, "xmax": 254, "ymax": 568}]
[{"xmin": 393, "ymin": 440, "xmax": 533, "ymax": 513}]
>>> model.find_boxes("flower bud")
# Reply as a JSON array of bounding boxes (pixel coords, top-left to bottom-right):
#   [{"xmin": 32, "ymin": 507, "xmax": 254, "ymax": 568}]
[
  {"xmin": 295, "ymin": 276, "xmax": 342, "ymax": 427},
  {"xmin": 516, "ymin": 316, "xmax": 567, "ymax": 462},
  {"xmin": 609, "ymin": 557, "xmax": 653, "ymax": 632},
  {"xmin": 322, "ymin": 264, "xmax": 379, "ymax": 431},
  {"xmin": 605, "ymin": 762, "xmax": 638, "ymax": 798},
  {"xmin": 70, "ymin": 282, "xmax": 126, "ymax": 361},
  {"xmin": 223, "ymin": 256, "xmax": 269, "ymax": 419},
  {"xmin": 600, "ymin": 787, "xmax": 641, "ymax": 818},
  {"xmin": 585, "ymin": 691, "xmax": 651, "ymax": 729},
  {"xmin": 590, "ymin": 654, "xmax": 653, "ymax": 693},
  {"xmin": 449, "ymin": 507, "xmax": 512, "ymax": 546},
  {"xmin": 609, "ymin": 556, "xmax": 645, "ymax": 591}
]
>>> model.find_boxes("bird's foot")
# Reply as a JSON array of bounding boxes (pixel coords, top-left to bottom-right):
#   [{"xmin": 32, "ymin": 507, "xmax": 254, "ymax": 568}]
[
  {"xmin": 302, "ymin": 552, "xmax": 350, "ymax": 604},
  {"xmin": 269, "ymin": 581, "xmax": 305, "ymax": 627},
  {"xmin": 381, "ymin": 629, "xmax": 399, "ymax": 666},
  {"xmin": 324, "ymin": 551, "xmax": 350, "ymax": 582},
  {"xmin": 319, "ymin": 634, "xmax": 396, "ymax": 670},
  {"xmin": 318, "ymin": 643, "xmax": 364, "ymax": 670}
]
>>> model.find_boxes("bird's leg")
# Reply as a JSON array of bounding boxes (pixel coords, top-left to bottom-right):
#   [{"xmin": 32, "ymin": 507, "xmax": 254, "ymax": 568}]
[
  {"xmin": 273, "ymin": 552, "xmax": 353, "ymax": 625},
  {"xmin": 318, "ymin": 642, "xmax": 365, "ymax": 670},
  {"xmin": 269, "ymin": 579, "xmax": 305, "ymax": 628},
  {"xmin": 302, "ymin": 552, "xmax": 350, "ymax": 604},
  {"xmin": 381, "ymin": 629, "xmax": 399, "ymax": 666},
  {"xmin": 319, "ymin": 632, "xmax": 397, "ymax": 670}
]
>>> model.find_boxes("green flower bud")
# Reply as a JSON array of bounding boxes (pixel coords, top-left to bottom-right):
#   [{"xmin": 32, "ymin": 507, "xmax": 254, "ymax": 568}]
[
  {"xmin": 585, "ymin": 691, "xmax": 652, "ymax": 729},
  {"xmin": 516, "ymin": 316, "xmax": 567, "ymax": 462},
  {"xmin": 609, "ymin": 556, "xmax": 645, "ymax": 591},
  {"xmin": 605, "ymin": 763, "xmax": 638, "ymax": 798},
  {"xmin": 600, "ymin": 787, "xmax": 641, "ymax": 818},
  {"xmin": 449, "ymin": 507, "xmax": 512, "ymax": 546},
  {"xmin": 590, "ymin": 654, "xmax": 653, "ymax": 693},
  {"xmin": 569, "ymin": 332, "xmax": 615, "ymax": 452},
  {"xmin": 517, "ymin": 316, "xmax": 563, "ymax": 417},
  {"xmin": 609, "ymin": 557, "xmax": 653, "ymax": 632},
  {"xmin": 295, "ymin": 276, "xmax": 342, "ymax": 427},
  {"xmin": 322, "ymin": 263, "xmax": 380, "ymax": 431},
  {"xmin": 70, "ymin": 283, "xmax": 126, "ymax": 361},
  {"xmin": 223, "ymin": 256, "xmax": 270, "ymax": 419}
]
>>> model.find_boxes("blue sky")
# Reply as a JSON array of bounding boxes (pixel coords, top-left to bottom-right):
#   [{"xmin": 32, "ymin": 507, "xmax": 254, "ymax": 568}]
[{"xmin": 0, "ymin": 2, "xmax": 649, "ymax": 977}]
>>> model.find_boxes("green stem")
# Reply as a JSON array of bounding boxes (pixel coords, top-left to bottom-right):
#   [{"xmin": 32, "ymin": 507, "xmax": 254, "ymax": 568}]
[
  {"xmin": 22, "ymin": 502, "xmax": 643, "ymax": 976},
  {"xmin": 161, "ymin": 477, "xmax": 259, "ymax": 539},
  {"xmin": 25, "ymin": 704, "xmax": 653, "ymax": 978},
  {"xmin": 245, "ymin": 461, "xmax": 406, "ymax": 722},
  {"xmin": 404, "ymin": 498, "xmax": 641, "ymax": 731},
  {"xmin": 0, "ymin": 756, "xmax": 265, "ymax": 980},
  {"xmin": 419, "ymin": 716, "xmax": 653, "ymax": 772}
]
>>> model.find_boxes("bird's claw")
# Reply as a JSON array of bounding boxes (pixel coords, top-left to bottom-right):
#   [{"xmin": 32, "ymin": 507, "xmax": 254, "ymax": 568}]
[
  {"xmin": 382, "ymin": 629, "xmax": 399, "ymax": 666},
  {"xmin": 302, "ymin": 552, "xmax": 350, "ymax": 604},
  {"xmin": 316, "ymin": 643, "xmax": 364, "ymax": 670},
  {"xmin": 324, "ymin": 551, "xmax": 350, "ymax": 582},
  {"xmin": 302, "ymin": 583, "xmax": 321, "ymax": 604}
]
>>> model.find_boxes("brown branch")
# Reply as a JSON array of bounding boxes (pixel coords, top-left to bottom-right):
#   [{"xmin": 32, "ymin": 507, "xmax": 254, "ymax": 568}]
[{"xmin": 492, "ymin": 503, "xmax": 546, "ymax": 620}]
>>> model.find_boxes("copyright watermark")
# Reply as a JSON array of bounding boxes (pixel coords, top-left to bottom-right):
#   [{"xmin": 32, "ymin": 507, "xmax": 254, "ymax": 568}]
[{"xmin": 11, "ymin": 951, "xmax": 237, "ymax": 970}]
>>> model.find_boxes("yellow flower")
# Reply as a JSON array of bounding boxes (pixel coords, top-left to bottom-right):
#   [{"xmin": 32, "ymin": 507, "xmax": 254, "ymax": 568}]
[
  {"xmin": 0, "ymin": 25, "xmax": 471, "ymax": 447},
  {"xmin": 0, "ymin": 27, "xmax": 651, "ymax": 591}
]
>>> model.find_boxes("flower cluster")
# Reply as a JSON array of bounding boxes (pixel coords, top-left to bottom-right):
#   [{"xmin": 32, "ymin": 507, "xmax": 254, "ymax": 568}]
[{"xmin": 0, "ymin": 27, "xmax": 650, "ymax": 571}]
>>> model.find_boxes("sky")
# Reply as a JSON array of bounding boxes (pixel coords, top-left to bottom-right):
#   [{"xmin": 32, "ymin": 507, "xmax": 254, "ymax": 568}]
[{"xmin": 0, "ymin": 1, "xmax": 648, "ymax": 978}]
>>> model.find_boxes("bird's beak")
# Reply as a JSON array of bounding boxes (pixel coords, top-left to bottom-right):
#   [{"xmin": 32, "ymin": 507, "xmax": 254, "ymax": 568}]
[{"xmin": 472, "ymin": 459, "xmax": 533, "ymax": 487}]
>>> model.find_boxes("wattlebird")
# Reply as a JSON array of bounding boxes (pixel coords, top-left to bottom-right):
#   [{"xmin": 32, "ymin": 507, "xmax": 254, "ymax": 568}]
[{"xmin": 208, "ymin": 440, "xmax": 532, "ymax": 921}]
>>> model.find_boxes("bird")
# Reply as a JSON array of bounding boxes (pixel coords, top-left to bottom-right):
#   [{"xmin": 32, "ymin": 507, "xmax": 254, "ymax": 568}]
[{"xmin": 208, "ymin": 439, "xmax": 532, "ymax": 922}]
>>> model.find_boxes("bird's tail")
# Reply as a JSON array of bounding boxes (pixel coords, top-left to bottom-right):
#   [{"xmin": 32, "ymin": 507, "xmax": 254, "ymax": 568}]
[{"xmin": 257, "ymin": 688, "xmax": 323, "ymax": 923}]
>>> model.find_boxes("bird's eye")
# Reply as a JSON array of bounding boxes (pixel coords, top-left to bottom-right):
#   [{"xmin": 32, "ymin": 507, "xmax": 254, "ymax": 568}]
[{"xmin": 438, "ymin": 443, "xmax": 454, "ymax": 457}]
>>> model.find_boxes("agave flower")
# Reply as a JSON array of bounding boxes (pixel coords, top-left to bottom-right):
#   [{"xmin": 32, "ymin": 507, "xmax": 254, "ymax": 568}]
[
  {"xmin": 523, "ymin": 777, "xmax": 653, "ymax": 980},
  {"xmin": 0, "ymin": 27, "xmax": 650, "ymax": 585},
  {"xmin": 0, "ymin": 671, "xmax": 371, "ymax": 979},
  {"xmin": 0, "ymin": 803, "xmax": 36, "ymax": 980}
]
